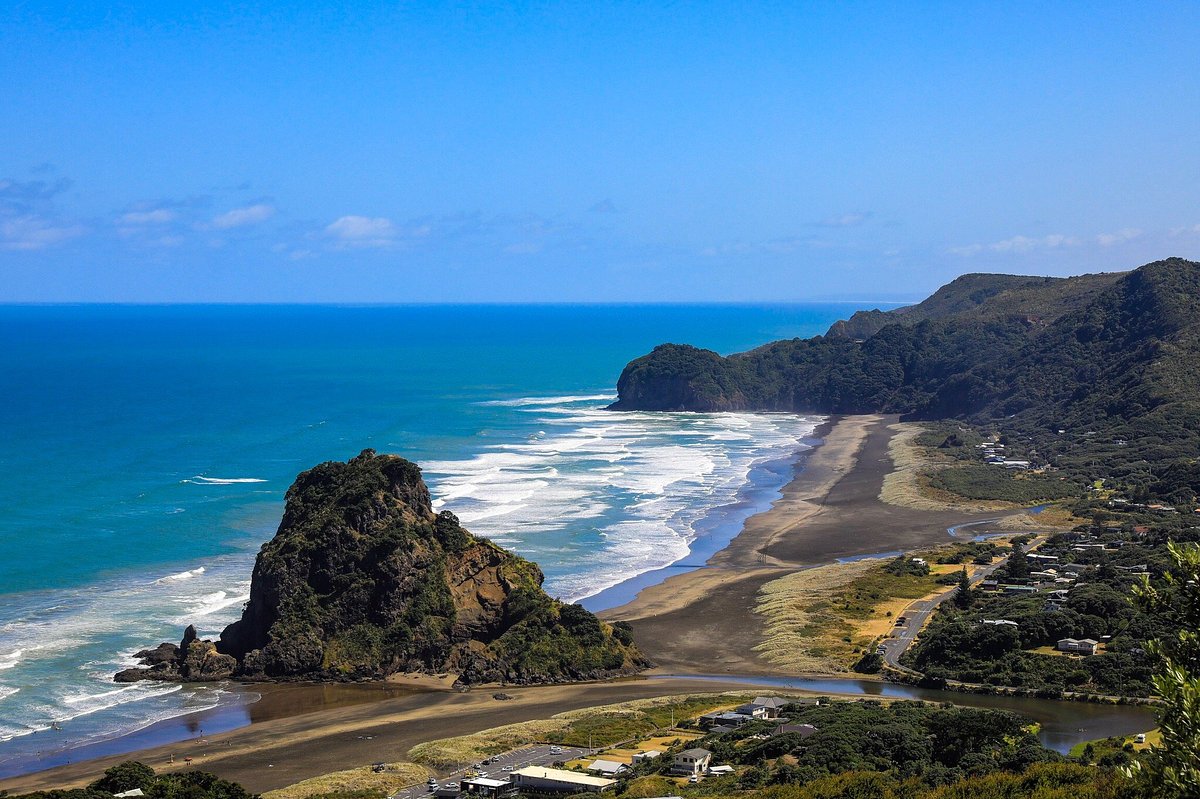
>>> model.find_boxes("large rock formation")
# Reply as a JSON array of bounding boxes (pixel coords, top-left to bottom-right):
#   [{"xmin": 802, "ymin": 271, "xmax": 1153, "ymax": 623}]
[{"xmin": 118, "ymin": 450, "xmax": 647, "ymax": 685}]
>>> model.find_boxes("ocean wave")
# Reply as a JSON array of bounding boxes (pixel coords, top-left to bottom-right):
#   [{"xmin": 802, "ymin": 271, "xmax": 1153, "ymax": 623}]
[
  {"xmin": 0, "ymin": 649, "xmax": 24, "ymax": 670},
  {"xmin": 156, "ymin": 566, "xmax": 206, "ymax": 583},
  {"xmin": 183, "ymin": 476, "xmax": 268, "ymax": 485},
  {"xmin": 0, "ymin": 685, "xmax": 19, "ymax": 702},
  {"xmin": 179, "ymin": 589, "xmax": 251, "ymax": 620},
  {"xmin": 478, "ymin": 394, "xmax": 616, "ymax": 407},
  {"xmin": 427, "ymin": 408, "xmax": 821, "ymax": 602}
]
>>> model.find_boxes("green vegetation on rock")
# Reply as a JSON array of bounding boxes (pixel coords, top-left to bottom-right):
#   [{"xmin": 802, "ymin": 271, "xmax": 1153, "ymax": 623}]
[{"xmin": 118, "ymin": 450, "xmax": 647, "ymax": 685}]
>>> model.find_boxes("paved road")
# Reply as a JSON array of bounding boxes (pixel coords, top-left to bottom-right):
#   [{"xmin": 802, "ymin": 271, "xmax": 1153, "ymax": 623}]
[
  {"xmin": 879, "ymin": 535, "xmax": 1046, "ymax": 671},
  {"xmin": 388, "ymin": 743, "xmax": 594, "ymax": 799}
]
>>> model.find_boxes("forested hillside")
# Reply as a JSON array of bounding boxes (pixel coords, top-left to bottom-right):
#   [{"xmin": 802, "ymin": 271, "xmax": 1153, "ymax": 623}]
[{"xmin": 610, "ymin": 258, "xmax": 1200, "ymax": 493}]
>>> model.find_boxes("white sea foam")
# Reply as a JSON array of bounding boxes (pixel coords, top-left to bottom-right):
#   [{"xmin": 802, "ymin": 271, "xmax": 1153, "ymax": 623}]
[
  {"xmin": 0, "ymin": 551, "xmax": 255, "ymax": 746},
  {"xmin": 425, "ymin": 394, "xmax": 821, "ymax": 601},
  {"xmin": 480, "ymin": 394, "xmax": 616, "ymax": 407},
  {"xmin": 156, "ymin": 566, "xmax": 206, "ymax": 583},
  {"xmin": 184, "ymin": 476, "xmax": 268, "ymax": 485}
]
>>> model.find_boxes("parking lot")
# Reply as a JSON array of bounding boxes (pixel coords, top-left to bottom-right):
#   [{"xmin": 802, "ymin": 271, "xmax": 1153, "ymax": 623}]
[{"xmin": 388, "ymin": 743, "xmax": 595, "ymax": 799}]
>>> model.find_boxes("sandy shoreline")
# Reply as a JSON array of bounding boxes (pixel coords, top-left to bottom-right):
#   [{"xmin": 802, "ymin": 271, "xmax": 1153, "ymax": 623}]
[
  {"xmin": 600, "ymin": 414, "xmax": 1016, "ymax": 676},
  {"xmin": 0, "ymin": 414, "xmax": 1022, "ymax": 794}
]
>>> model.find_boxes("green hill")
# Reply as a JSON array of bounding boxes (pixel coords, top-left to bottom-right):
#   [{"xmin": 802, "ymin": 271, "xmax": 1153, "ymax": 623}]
[{"xmin": 610, "ymin": 257, "xmax": 1200, "ymax": 493}]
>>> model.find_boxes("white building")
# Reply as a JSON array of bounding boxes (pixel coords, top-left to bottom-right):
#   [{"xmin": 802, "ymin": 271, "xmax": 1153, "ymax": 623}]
[{"xmin": 510, "ymin": 767, "xmax": 616, "ymax": 794}]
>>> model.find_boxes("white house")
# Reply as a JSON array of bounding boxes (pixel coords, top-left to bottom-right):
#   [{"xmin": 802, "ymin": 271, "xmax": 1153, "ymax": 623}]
[
  {"xmin": 587, "ymin": 760, "xmax": 627, "ymax": 777},
  {"xmin": 510, "ymin": 767, "xmax": 616, "ymax": 794},
  {"xmin": 1057, "ymin": 638, "xmax": 1099, "ymax": 655},
  {"xmin": 671, "ymin": 748, "xmax": 713, "ymax": 777}
]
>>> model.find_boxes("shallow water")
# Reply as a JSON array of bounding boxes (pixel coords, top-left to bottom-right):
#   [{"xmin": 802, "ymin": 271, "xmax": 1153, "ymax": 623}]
[
  {"xmin": 0, "ymin": 303, "xmax": 853, "ymax": 769},
  {"xmin": 651, "ymin": 673, "xmax": 1155, "ymax": 753}
]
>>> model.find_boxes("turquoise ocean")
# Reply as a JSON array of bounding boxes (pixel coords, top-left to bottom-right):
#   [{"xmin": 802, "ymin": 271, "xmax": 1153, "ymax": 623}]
[{"xmin": 0, "ymin": 303, "xmax": 863, "ymax": 771}]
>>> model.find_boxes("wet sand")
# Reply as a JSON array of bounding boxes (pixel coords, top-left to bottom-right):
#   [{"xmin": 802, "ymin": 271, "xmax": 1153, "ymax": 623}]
[
  {"xmin": 600, "ymin": 414, "xmax": 1015, "ymax": 674},
  {"xmin": 0, "ymin": 415, "xmax": 1020, "ymax": 794}
]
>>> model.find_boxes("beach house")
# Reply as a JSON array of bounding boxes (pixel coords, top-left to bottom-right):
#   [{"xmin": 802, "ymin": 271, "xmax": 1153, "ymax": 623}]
[{"xmin": 671, "ymin": 748, "xmax": 713, "ymax": 776}]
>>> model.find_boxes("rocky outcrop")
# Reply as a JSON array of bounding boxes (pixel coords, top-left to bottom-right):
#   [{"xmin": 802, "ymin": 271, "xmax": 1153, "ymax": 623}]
[
  {"xmin": 115, "ymin": 626, "xmax": 237, "ymax": 683},
  {"xmin": 118, "ymin": 450, "xmax": 647, "ymax": 685}
]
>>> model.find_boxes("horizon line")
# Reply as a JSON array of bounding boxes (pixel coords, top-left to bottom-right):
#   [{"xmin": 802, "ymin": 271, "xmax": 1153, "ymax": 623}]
[{"xmin": 0, "ymin": 298, "xmax": 917, "ymax": 308}]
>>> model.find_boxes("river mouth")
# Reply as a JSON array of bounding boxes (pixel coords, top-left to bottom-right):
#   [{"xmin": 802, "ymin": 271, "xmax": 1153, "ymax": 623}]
[{"xmin": 650, "ymin": 673, "xmax": 1155, "ymax": 753}]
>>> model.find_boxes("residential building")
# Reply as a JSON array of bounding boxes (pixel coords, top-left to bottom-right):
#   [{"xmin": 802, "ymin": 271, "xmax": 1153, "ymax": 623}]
[
  {"xmin": 1057, "ymin": 638, "xmax": 1100, "ymax": 655},
  {"xmin": 671, "ymin": 749, "xmax": 713, "ymax": 777},
  {"xmin": 587, "ymin": 760, "xmax": 627, "ymax": 777}
]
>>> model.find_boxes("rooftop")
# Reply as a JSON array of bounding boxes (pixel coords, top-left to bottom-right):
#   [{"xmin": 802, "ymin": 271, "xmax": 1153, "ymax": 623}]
[{"xmin": 512, "ymin": 767, "xmax": 616, "ymax": 788}]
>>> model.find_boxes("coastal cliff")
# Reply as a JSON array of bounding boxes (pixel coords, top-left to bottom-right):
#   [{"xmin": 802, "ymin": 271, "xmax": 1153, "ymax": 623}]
[
  {"xmin": 118, "ymin": 450, "xmax": 647, "ymax": 685},
  {"xmin": 609, "ymin": 259, "xmax": 1200, "ymax": 466}
]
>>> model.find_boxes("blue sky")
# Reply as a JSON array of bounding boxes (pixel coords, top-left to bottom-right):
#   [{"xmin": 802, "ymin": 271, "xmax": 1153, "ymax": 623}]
[{"xmin": 2, "ymin": 2, "xmax": 1197, "ymax": 302}]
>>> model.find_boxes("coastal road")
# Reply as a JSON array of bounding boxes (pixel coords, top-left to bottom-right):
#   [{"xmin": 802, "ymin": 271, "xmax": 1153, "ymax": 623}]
[
  {"xmin": 388, "ymin": 744, "xmax": 594, "ymax": 799},
  {"xmin": 879, "ymin": 536, "xmax": 1045, "ymax": 671}
]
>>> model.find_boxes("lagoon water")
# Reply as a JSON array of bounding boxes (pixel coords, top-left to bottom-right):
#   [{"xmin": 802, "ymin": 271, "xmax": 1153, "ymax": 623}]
[{"xmin": 0, "ymin": 303, "xmax": 856, "ymax": 768}]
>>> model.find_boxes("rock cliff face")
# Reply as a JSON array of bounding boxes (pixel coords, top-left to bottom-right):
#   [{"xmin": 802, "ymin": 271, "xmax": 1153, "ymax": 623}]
[{"xmin": 118, "ymin": 450, "xmax": 647, "ymax": 685}]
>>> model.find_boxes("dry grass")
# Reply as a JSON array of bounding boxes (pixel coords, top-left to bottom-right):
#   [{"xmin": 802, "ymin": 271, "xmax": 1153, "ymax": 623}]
[
  {"xmin": 992, "ymin": 505, "xmax": 1080, "ymax": 531},
  {"xmin": 753, "ymin": 560, "xmax": 882, "ymax": 673},
  {"xmin": 408, "ymin": 719, "xmax": 568, "ymax": 768},
  {"xmin": 408, "ymin": 694, "xmax": 742, "ymax": 768},
  {"xmin": 263, "ymin": 762, "xmax": 432, "ymax": 799},
  {"xmin": 880, "ymin": 423, "xmax": 1015, "ymax": 512}
]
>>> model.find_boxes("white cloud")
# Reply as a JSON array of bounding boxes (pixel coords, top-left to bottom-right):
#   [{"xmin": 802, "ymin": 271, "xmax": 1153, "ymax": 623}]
[
  {"xmin": 818, "ymin": 212, "xmax": 870, "ymax": 228},
  {"xmin": 0, "ymin": 214, "xmax": 86, "ymax": 250},
  {"xmin": 120, "ymin": 208, "xmax": 175, "ymax": 225},
  {"xmin": 1169, "ymin": 223, "xmax": 1200, "ymax": 236},
  {"xmin": 324, "ymin": 215, "xmax": 397, "ymax": 247},
  {"xmin": 211, "ymin": 203, "xmax": 275, "ymax": 229},
  {"xmin": 1096, "ymin": 228, "xmax": 1142, "ymax": 247},
  {"xmin": 950, "ymin": 233, "xmax": 1080, "ymax": 256}
]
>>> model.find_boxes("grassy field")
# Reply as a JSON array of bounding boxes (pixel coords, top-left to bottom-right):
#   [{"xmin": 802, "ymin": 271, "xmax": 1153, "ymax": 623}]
[
  {"xmin": 262, "ymin": 762, "xmax": 431, "ymax": 799},
  {"xmin": 754, "ymin": 556, "xmax": 956, "ymax": 673},
  {"xmin": 880, "ymin": 423, "xmax": 1017, "ymax": 512},
  {"xmin": 408, "ymin": 694, "xmax": 751, "ymax": 768}
]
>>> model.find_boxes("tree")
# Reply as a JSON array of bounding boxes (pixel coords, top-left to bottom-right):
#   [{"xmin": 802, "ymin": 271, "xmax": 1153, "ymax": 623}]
[
  {"xmin": 1127, "ymin": 541, "xmax": 1200, "ymax": 797},
  {"xmin": 91, "ymin": 762, "xmax": 156, "ymax": 794},
  {"xmin": 1006, "ymin": 542, "xmax": 1030, "ymax": 579},
  {"xmin": 953, "ymin": 567, "xmax": 975, "ymax": 610}
]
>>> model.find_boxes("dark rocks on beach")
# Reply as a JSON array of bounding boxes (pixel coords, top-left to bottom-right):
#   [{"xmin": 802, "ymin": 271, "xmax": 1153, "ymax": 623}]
[
  {"xmin": 116, "ymin": 450, "xmax": 647, "ymax": 685},
  {"xmin": 115, "ymin": 625, "xmax": 237, "ymax": 683}
]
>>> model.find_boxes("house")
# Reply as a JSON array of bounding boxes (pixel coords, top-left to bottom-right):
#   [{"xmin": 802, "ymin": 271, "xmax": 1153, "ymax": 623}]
[
  {"xmin": 113, "ymin": 792, "xmax": 144, "ymax": 798},
  {"xmin": 631, "ymin": 750, "xmax": 662, "ymax": 764},
  {"xmin": 1057, "ymin": 638, "xmax": 1100, "ymax": 655},
  {"xmin": 772, "ymin": 723, "xmax": 818, "ymax": 738},
  {"xmin": 1116, "ymin": 564, "xmax": 1149, "ymax": 573},
  {"xmin": 461, "ymin": 777, "xmax": 515, "ymax": 799},
  {"xmin": 1027, "ymin": 554, "xmax": 1059, "ymax": 564},
  {"xmin": 699, "ymin": 711, "xmax": 754, "ymax": 729},
  {"xmin": 510, "ymin": 767, "xmax": 616, "ymax": 794},
  {"xmin": 707, "ymin": 766, "xmax": 735, "ymax": 776},
  {"xmin": 735, "ymin": 696, "xmax": 791, "ymax": 719},
  {"xmin": 982, "ymin": 619, "xmax": 1018, "ymax": 627},
  {"xmin": 587, "ymin": 760, "xmax": 628, "ymax": 777},
  {"xmin": 1001, "ymin": 584, "xmax": 1040, "ymax": 595},
  {"xmin": 671, "ymin": 748, "xmax": 713, "ymax": 777}
]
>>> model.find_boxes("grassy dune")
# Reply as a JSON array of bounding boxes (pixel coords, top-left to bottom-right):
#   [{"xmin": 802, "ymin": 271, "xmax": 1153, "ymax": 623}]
[{"xmin": 263, "ymin": 762, "xmax": 431, "ymax": 799}]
